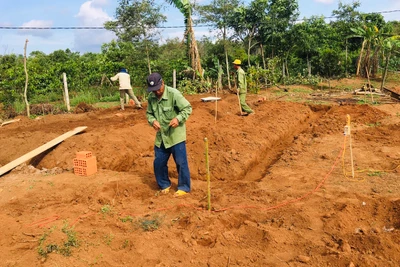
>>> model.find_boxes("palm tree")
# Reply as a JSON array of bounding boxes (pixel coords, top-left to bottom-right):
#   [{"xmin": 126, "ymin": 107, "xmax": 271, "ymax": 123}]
[{"xmin": 166, "ymin": 0, "xmax": 203, "ymax": 79}]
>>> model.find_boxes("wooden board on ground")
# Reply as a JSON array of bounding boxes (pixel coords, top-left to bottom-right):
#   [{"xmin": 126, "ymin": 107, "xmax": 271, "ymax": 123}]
[
  {"xmin": 201, "ymin": 97, "xmax": 221, "ymax": 102},
  {"xmin": 0, "ymin": 119, "xmax": 21, "ymax": 127},
  {"xmin": 0, "ymin": 126, "xmax": 87, "ymax": 177}
]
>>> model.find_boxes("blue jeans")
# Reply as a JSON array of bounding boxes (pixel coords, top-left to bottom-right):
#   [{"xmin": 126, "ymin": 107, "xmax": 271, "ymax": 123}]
[{"xmin": 154, "ymin": 141, "xmax": 191, "ymax": 192}]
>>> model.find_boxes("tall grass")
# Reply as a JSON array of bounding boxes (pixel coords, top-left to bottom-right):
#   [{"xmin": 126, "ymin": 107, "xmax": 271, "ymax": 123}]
[{"xmin": 70, "ymin": 91, "xmax": 98, "ymax": 106}]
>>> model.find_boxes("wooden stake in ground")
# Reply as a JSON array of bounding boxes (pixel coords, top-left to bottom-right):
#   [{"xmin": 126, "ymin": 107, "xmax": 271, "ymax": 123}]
[
  {"xmin": 346, "ymin": 114, "xmax": 355, "ymax": 178},
  {"xmin": 63, "ymin": 73, "xmax": 71, "ymax": 112},
  {"xmin": 0, "ymin": 126, "xmax": 87, "ymax": 177},
  {"xmin": 23, "ymin": 39, "xmax": 30, "ymax": 117},
  {"xmin": 365, "ymin": 66, "xmax": 374, "ymax": 103},
  {"xmin": 204, "ymin": 137, "xmax": 211, "ymax": 211},
  {"xmin": 215, "ymin": 82, "xmax": 218, "ymax": 123}
]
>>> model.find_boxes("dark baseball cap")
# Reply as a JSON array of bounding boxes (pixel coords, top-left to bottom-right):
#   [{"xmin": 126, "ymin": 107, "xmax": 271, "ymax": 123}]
[{"xmin": 147, "ymin": 73, "xmax": 163, "ymax": 92}]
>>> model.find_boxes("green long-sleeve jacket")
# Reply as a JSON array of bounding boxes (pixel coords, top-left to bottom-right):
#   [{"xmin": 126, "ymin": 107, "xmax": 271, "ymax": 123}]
[
  {"xmin": 236, "ymin": 67, "xmax": 247, "ymax": 94},
  {"xmin": 146, "ymin": 85, "xmax": 192, "ymax": 149}
]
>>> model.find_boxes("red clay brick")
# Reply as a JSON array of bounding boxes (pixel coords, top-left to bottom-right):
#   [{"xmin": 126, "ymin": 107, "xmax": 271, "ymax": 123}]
[
  {"xmin": 73, "ymin": 156, "xmax": 97, "ymax": 176},
  {"xmin": 73, "ymin": 165, "xmax": 97, "ymax": 176},
  {"xmin": 73, "ymin": 156, "xmax": 97, "ymax": 168},
  {"xmin": 76, "ymin": 151, "xmax": 93, "ymax": 159}
]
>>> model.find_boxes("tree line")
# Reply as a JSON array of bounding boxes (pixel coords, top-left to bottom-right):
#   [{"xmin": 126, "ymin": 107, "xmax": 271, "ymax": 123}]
[{"xmin": 1, "ymin": 0, "xmax": 399, "ymax": 113}]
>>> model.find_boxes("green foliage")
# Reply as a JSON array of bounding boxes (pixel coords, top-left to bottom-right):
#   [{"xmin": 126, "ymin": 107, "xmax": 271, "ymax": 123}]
[
  {"xmin": 317, "ymin": 48, "xmax": 346, "ymax": 78},
  {"xmin": 105, "ymin": 0, "xmax": 167, "ymax": 42},
  {"xmin": 283, "ymin": 74, "xmax": 321, "ymax": 86},
  {"xmin": 31, "ymin": 92, "xmax": 63, "ymax": 104},
  {"xmin": 12, "ymin": 100, "xmax": 26, "ymax": 114},
  {"xmin": 247, "ymin": 66, "xmax": 268, "ymax": 93},
  {"xmin": 178, "ymin": 78, "xmax": 210, "ymax": 94}
]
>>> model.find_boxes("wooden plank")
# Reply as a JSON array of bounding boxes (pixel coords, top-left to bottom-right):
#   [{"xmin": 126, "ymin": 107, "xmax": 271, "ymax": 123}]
[
  {"xmin": 382, "ymin": 87, "xmax": 400, "ymax": 101},
  {"xmin": 201, "ymin": 97, "xmax": 221, "ymax": 102},
  {"xmin": 0, "ymin": 126, "xmax": 87, "ymax": 177},
  {"xmin": 0, "ymin": 119, "xmax": 21, "ymax": 127}
]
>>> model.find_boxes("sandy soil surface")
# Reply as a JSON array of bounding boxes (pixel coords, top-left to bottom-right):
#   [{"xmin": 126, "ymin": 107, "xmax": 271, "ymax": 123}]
[{"xmin": 0, "ymin": 81, "xmax": 399, "ymax": 267}]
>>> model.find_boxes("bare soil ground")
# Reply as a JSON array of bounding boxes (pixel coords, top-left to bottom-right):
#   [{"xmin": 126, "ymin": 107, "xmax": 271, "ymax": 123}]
[{"xmin": 0, "ymin": 78, "xmax": 399, "ymax": 267}]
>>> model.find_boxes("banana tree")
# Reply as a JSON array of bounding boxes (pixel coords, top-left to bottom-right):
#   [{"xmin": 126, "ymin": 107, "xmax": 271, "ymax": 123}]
[
  {"xmin": 166, "ymin": 0, "xmax": 203, "ymax": 79},
  {"xmin": 380, "ymin": 36, "xmax": 400, "ymax": 90},
  {"xmin": 350, "ymin": 25, "xmax": 380, "ymax": 77}
]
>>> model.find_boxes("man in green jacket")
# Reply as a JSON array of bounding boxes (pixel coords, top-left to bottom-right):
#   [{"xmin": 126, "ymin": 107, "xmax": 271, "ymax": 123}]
[
  {"xmin": 146, "ymin": 73, "xmax": 192, "ymax": 197},
  {"xmin": 233, "ymin": 59, "xmax": 254, "ymax": 115}
]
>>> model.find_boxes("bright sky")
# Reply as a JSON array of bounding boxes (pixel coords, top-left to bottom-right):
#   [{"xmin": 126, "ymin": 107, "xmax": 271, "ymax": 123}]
[{"xmin": 0, "ymin": 0, "xmax": 399, "ymax": 55}]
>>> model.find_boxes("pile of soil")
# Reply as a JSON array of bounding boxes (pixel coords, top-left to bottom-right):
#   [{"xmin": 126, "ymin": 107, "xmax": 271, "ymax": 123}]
[{"xmin": 0, "ymin": 87, "xmax": 399, "ymax": 266}]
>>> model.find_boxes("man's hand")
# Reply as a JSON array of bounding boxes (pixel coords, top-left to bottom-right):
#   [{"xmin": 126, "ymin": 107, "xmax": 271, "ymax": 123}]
[
  {"xmin": 169, "ymin": 118, "xmax": 179, "ymax": 128},
  {"xmin": 152, "ymin": 120, "xmax": 161, "ymax": 131}
]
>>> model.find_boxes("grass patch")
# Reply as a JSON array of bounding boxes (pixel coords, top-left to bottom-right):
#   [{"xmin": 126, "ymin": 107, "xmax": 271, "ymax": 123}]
[
  {"xmin": 291, "ymin": 88, "xmax": 313, "ymax": 93},
  {"xmin": 93, "ymin": 102, "xmax": 119, "ymax": 109},
  {"xmin": 37, "ymin": 222, "xmax": 79, "ymax": 258},
  {"xmin": 70, "ymin": 91, "xmax": 98, "ymax": 106}
]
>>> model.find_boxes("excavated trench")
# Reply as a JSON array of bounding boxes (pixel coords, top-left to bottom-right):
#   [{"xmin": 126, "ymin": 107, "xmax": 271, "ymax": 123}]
[{"xmin": 238, "ymin": 104, "xmax": 332, "ymax": 182}]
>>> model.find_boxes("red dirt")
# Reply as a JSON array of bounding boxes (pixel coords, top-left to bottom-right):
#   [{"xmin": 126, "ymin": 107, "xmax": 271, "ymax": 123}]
[{"xmin": 0, "ymin": 84, "xmax": 399, "ymax": 266}]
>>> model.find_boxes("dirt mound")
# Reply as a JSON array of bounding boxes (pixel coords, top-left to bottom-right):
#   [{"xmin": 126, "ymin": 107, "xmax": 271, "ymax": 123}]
[
  {"xmin": 74, "ymin": 102, "xmax": 97, "ymax": 113},
  {"xmin": 0, "ymin": 92, "xmax": 399, "ymax": 266}
]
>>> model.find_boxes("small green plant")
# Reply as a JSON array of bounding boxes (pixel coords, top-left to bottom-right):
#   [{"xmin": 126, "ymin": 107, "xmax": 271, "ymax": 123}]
[
  {"xmin": 38, "ymin": 231, "xmax": 51, "ymax": 258},
  {"xmin": 89, "ymin": 254, "xmax": 104, "ymax": 267},
  {"xmin": 37, "ymin": 223, "xmax": 79, "ymax": 258},
  {"xmin": 58, "ymin": 223, "xmax": 79, "ymax": 256},
  {"xmin": 100, "ymin": 204, "xmax": 112, "ymax": 215},
  {"xmin": 103, "ymin": 233, "xmax": 114, "ymax": 246},
  {"xmin": 367, "ymin": 171, "xmax": 384, "ymax": 177},
  {"xmin": 366, "ymin": 122, "xmax": 381, "ymax": 127},
  {"xmin": 27, "ymin": 179, "xmax": 37, "ymax": 190},
  {"xmin": 122, "ymin": 240, "xmax": 130, "ymax": 249},
  {"xmin": 120, "ymin": 216, "xmax": 133, "ymax": 223},
  {"xmin": 136, "ymin": 216, "xmax": 163, "ymax": 232}
]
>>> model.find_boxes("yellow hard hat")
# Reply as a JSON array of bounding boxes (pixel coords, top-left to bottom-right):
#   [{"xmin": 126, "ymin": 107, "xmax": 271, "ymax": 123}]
[{"xmin": 232, "ymin": 59, "xmax": 242, "ymax": 65}]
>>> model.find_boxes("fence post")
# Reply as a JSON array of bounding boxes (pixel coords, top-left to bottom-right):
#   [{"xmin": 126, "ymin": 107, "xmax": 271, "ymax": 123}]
[{"xmin": 63, "ymin": 73, "xmax": 71, "ymax": 112}]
